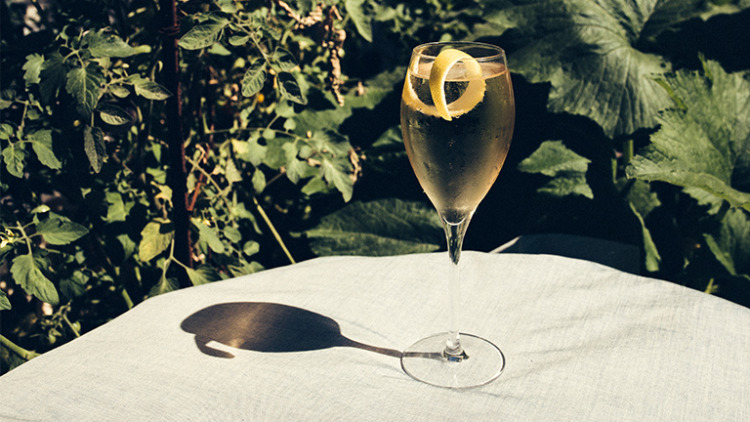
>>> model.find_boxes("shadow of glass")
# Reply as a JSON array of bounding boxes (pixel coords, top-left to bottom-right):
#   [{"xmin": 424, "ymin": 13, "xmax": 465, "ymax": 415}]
[{"xmin": 180, "ymin": 302, "xmax": 414, "ymax": 359}]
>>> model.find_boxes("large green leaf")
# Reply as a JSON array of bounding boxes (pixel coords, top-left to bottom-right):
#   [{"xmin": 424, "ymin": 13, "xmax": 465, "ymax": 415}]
[
  {"xmin": 27, "ymin": 129, "xmax": 62, "ymax": 170},
  {"xmin": 345, "ymin": 0, "xmax": 373, "ymax": 42},
  {"xmin": 178, "ymin": 15, "xmax": 228, "ymax": 50},
  {"xmin": 139, "ymin": 219, "xmax": 175, "ymax": 262},
  {"xmin": 626, "ymin": 60, "xmax": 750, "ymax": 211},
  {"xmin": 477, "ymin": 0, "xmax": 750, "ymax": 137},
  {"xmin": 36, "ymin": 214, "xmax": 89, "ymax": 245},
  {"xmin": 22, "ymin": 54, "xmax": 44, "ymax": 85},
  {"xmin": 305, "ymin": 198, "xmax": 443, "ymax": 256},
  {"xmin": 11, "ymin": 254, "xmax": 59, "ymax": 305},
  {"xmin": 85, "ymin": 30, "xmax": 138, "ymax": 58},
  {"xmin": 65, "ymin": 63, "xmax": 104, "ymax": 118}
]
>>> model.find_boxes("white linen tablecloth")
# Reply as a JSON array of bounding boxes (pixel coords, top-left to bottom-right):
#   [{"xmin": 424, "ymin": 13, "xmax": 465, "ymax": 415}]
[{"xmin": 1, "ymin": 252, "xmax": 748, "ymax": 421}]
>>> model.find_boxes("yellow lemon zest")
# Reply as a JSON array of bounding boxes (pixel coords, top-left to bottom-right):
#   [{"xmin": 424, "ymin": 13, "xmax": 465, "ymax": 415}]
[
  {"xmin": 430, "ymin": 49, "xmax": 486, "ymax": 121},
  {"xmin": 402, "ymin": 48, "xmax": 486, "ymax": 121}
]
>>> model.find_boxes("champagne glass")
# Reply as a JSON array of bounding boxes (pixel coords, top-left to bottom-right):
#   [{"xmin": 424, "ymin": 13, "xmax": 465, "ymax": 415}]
[{"xmin": 399, "ymin": 41, "xmax": 515, "ymax": 388}]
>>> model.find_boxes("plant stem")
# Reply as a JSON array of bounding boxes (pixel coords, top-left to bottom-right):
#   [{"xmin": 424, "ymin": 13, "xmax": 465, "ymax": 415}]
[
  {"xmin": 252, "ymin": 197, "xmax": 295, "ymax": 265},
  {"xmin": 159, "ymin": 0, "xmax": 192, "ymax": 288},
  {"xmin": 62, "ymin": 314, "xmax": 80, "ymax": 338},
  {"xmin": 121, "ymin": 288, "xmax": 134, "ymax": 310},
  {"xmin": 0, "ymin": 334, "xmax": 40, "ymax": 361}
]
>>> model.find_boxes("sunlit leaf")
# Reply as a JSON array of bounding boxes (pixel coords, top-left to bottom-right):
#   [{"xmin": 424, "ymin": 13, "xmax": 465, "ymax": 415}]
[
  {"xmin": 149, "ymin": 275, "xmax": 178, "ymax": 297},
  {"xmin": 104, "ymin": 191, "xmax": 127, "ymax": 222},
  {"xmin": 27, "ymin": 130, "xmax": 62, "ymax": 170},
  {"xmin": 65, "ymin": 63, "xmax": 104, "ymax": 118},
  {"xmin": 306, "ymin": 198, "xmax": 443, "ymax": 256},
  {"xmin": 23, "ymin": 54, "xmax": 44, "ymax": 85},
  {"xmin": 627, "ymin": 59, "xmax": 750, "ymax": 211},
  {"xmin": 178, "ymin": 15, "xmax": 228, "ymax": 50},
  {"xmin": 345, "ymin": 0, "xmax": 373, "ymax": 42},
  {"xmin": 241, "ymin": 60, "xmax": 267, "ymax": 97},
  {"xmin": 185, "ymin": 266, "xmax": 219, "ymax": 286},
  {"xmin": 11, "ymin": 254, "xmax": 59, "ymax": 305},
  {"xmin": 475, "ymin": 0, "xmax": 750, "ymax": 137},
  {"xmin": 192, "ymin": 218, "xmax": 225, "ymax": 254},
  {"xmin": 98, "ymin": 103, "xmax": 133, "ymax": 126},
  {"xmin": 271, "ymin": 48, "xmax": 298, "ymax": 72},
  {"xmin": 321, "ymin": 158, "xmax": 353, "ymax": 202},
  {"xmin": 518, "ymin": 140, "xmax": 593, "ymax": 198},
  {"xmin": 86, "ymin": 30, "xmax": 138, "ymax": 58},
  {"xmin": 139, "ymin": 219, "xmax": 175, "ymax": 262},
  {"xmin": 251, "ymin": 168, "xmax": 266, "ymax": 194},
  {"xmin": 36, "ymin": 214, "xmax": 89, "ymax": 245},
  {"xmin": 131, "ymin": 76, "xmax": 171, "ymax": 100},
  {"xmin": 2, "ymin": 144, "xmax": 26, "ymax": 178}
]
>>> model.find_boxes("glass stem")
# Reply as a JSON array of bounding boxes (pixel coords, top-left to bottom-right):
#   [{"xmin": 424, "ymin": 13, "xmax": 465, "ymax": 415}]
[{"xmin": 442, "ymin": 215, "xmax": 471, "ymax": 361}]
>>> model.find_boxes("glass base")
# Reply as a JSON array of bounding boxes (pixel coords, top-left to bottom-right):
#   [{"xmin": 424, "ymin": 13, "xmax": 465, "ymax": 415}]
[{"xmin": 401, "ymin": 332, "xmax": 505, "ymax": 389}]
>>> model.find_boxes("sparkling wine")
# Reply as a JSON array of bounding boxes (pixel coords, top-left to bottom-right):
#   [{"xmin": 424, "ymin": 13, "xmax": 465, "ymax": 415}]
[{"xmin": 401, "ymin": 61, "xmax": 515, "ymax": 224}]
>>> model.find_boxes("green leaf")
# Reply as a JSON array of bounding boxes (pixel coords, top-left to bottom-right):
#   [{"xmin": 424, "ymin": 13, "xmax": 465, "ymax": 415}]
[
  {"xmin": 478, "ymin": 0, "xmax": 681, "ymax": 137},
  {"xmin": 60, "ymin": 270, "xmax": 89, "ymax": 298},
  {"xmin": 0, "ymin": 289, "xmax": 10, "ymax": 310},
  {"xmin": 39, "ymin": 52, "xmax": 66, "ymax": 104},
  {"xmin": 104, "ymin": 191, "xmax": 127, "ymax": 222},
  {"xmin": 703, "ymin": 208, "xmax": 750, "ymax": 277},
  {"xmin": 149, "ymin": 275, "xmax": 178, "ymax": 297},
  {"xmin": 108, "ymin": 84, "xmax": 131, "ymax": 98},
  {"xmin": 11, "ymin": 254, "xmax": 59, "ymax": 305},
  {"xmin": 277, "ymin": 72, "xmax": 307, "ymax": 105},
  {"xmin": 229, "ymin": 35, "xmax": 251, "ymax": 46},
  {"xmin": 139, "ymin": 219, "xmax": 175, "ymax": 262},
  {"xmin": 225, "ymin": 158, "xmax": 242, "ymax": 184},
  {"xmin": 2, "ymin": 144, "xmax": 26, "ymax": 178},
  {"xmin": 132, "ymin": 77, "xmax": 171, "ymax": 100},
  {"xmin": 321, "ymin": 158, "xmax": 354, "ymax": 202},
  {"xmin": 98, "ymin": 103, "xmax": 133, "ymax": 126},
  {"xmin": 65, "ymin": 63, "xmax": 104, "ymax": 118},
  {"xmin": 628, "ymin": 203, "xmax": 661, "ymax": 272},
  {"xmin": 83, "ymin": 125, "xmax": 106, "ymax": 173},
  {"xmin": 36, "ymin": 214, "xmax": 89, "ymax": 245},
  {"xmin": 241, "ymin": 60, "xmax": 267, "ymax": 97},
  {"xmin": 86, "ymin": 30, "xmax": 138, "ymax": 58},
  {"xmin": 192, "ymin": 218, "xmax": 225, "ymax": 254},
  {"xmin": 232, "ymin": 135, "xmax": 266, "ymax": 166},
  {"xmin": 345, "ymin": 0, "xmax": 373, "ymax": 42},
  {"xmin": 626, "ymin": 60, "xmax": 750, "ymax": 211},
  {"xmin": 306, "ymin": 198, "xmax": 443, "ymax": 256},
  {"xmin": 27, "ymin": 130, "xmax": 62, "ymax": 170},
  {"xmin": 23, "ymin": 54, "xmax": 44, "ymax": 85},
  {"xmin": 271, "ymin": 48, "xmax": 298, "ymax": 72},
  {"xmin": 185, "ymin": 266, "xmax": 219, "ymax": 286},
  {"xmin": 251, "ymin": 168, "xmax": 266, "ymax": 194},
  {"xmin": 518, "ymin": 140, "xmax": 593, "ymax": 198},
  {"xmin": 178, "ymin": 15, "xmax": 228, "ymax": 50}
]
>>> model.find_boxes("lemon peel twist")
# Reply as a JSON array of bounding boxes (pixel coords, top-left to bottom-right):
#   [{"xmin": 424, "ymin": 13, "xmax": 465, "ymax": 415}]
[{"xmin": 402, "ymin": 48, "xmax": 486, "ymax": 121}]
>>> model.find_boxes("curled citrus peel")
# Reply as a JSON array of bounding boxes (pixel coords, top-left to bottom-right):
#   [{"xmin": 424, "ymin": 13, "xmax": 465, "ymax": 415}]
[{"xmin": 402, "ymin": 48, "xmax": 486, "ymax": 121}]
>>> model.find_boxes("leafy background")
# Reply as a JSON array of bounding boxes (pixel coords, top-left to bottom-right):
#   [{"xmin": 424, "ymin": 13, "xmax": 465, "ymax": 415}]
[{"xmin": 1, "ymin": 0, "xmax": 749, "ymax": 372}]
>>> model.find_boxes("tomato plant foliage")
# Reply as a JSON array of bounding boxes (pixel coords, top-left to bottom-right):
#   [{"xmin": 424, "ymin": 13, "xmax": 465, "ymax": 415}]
[{"xmin": 1, "ymin": 0, "xmax": 750, "ymax": 372}]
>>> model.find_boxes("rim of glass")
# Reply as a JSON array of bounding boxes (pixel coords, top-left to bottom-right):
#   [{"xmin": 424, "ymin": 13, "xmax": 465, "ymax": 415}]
[{"xmin": 412, "ymin": 41, "xmax": 506, "ymax": 62}]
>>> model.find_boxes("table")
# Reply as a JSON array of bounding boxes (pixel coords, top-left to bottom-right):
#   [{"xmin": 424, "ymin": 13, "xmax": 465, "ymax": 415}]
[{"xmin": 1, "ymin": 250, "xmax": 749, "ymax": 421}]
